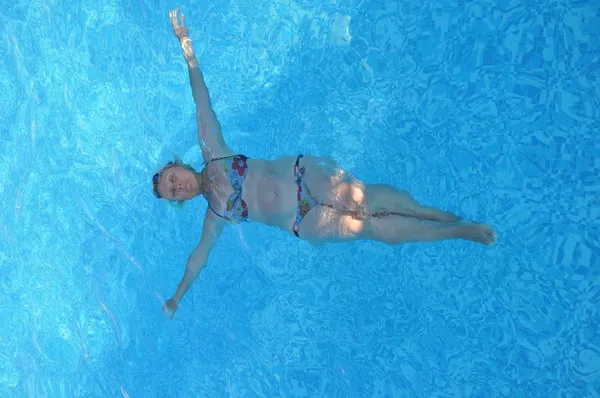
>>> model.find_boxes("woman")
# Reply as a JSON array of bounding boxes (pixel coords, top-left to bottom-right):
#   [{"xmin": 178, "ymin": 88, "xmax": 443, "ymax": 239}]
[{"xmin": 158, "ymin": 9, "xmax": 496, "ymax": 318}]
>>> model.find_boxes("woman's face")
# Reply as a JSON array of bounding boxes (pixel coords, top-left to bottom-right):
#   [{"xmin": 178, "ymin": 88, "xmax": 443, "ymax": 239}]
[{"xmin": 157, "ymin": 166, "xmax": 200, "ymax": 201}]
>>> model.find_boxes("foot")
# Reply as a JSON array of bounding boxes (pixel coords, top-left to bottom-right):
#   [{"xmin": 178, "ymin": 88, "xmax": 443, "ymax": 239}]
[{"xmin": 457, "ymin": 221, "xmax": 497, "ymax": 245}]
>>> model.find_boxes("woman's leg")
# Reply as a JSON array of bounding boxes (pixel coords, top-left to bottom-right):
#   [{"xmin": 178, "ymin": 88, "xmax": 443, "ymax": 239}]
[
  {"xmin": 299, "ymin": 206, "xmax": 497, "ymax": 246},
  {"xmin": 300, "ymin": 157, "xmax": 464, "ymax": 223},
  {"xmin": 366, "ymin": 215, "xmax": 496, "ymax": 245},
  {"xmin": 365, "ymin": 184, "xmax": 463, "ymax": 223}
]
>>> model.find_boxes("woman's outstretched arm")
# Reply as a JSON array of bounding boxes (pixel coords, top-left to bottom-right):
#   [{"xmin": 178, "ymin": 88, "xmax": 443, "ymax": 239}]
[
  {"xmin": 162, "ymin": 208, "xmax": 226, "ymax": 318},
  {"xmin": 169, "ymin": 8, "xmax": 233, "ymax": 161}
]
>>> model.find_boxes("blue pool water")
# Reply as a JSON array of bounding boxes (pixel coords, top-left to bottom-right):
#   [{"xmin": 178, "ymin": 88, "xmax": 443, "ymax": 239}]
[{"xmin": 1, "ymin": 0, "xmax": 599, "ymax": 396}]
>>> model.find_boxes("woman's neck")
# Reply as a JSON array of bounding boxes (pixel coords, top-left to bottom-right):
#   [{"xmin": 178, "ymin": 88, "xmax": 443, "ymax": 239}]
[{"xmin": 195, "ymin": 170, "xmax": 206, "ymax": 196}]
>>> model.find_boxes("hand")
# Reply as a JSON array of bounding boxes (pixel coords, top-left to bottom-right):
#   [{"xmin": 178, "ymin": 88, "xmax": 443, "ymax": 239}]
[
  {"xmin": 169, "ymin": 8, "xmax": 189, "ymax": 41},
  {"xmin": 162, "ymin": 297, "xmax": 179, "ymax": 319}
]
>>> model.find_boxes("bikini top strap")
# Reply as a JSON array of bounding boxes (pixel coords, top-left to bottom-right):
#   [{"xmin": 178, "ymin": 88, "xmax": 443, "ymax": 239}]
[
  {"xmin": 208, "ymin": 155, "xmax": 229, "ymax": 163},
  {"xmin": 206, "ymin": 199, "xmax": 228, "ymax": 221},
  {"xmin": 208, "ymin": 154, "xmax": 247, "ymax": 164}
]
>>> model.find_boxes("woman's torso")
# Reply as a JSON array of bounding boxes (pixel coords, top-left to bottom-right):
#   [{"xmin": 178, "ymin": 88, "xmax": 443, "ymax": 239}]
[{"xmin": 203, "ymin": 155, "xmax": 301, "ymax": 233}]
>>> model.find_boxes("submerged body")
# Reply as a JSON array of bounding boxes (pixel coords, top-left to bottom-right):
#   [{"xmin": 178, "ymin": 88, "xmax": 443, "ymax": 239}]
[
  {"xmin": 159, "ymin": 153, "xmax": 496, "ymax": 245},
  {"xmin": 156, "ymin": 9, "xmax": 497, "ymax": 318}
]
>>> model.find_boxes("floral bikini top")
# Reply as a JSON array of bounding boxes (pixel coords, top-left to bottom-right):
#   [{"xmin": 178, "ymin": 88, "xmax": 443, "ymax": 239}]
[{"xmin": 206, "ymin": 155, "xmax": 250, "ymax": 223}]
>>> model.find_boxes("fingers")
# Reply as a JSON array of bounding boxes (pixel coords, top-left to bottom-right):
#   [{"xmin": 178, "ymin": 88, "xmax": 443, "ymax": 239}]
[
  {"xmin": 162, "ymin": 306, "xmax": 174, "ymax": 319},
  {"xmin": 169, "ymin": 8, "xmax": 180, "ymax": 27},
  {"xmin": 180, "ymin": 13, "xmax": 184, "ymax": 27}
]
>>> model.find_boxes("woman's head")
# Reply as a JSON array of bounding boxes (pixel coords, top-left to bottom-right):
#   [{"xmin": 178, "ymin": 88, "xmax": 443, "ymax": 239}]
[{"xmin": 152, "ymin": 159, "xmax": 203, "ymax": 203}]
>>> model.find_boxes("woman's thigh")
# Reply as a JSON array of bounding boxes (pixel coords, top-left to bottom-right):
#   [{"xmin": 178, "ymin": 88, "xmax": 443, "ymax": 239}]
[
  {"xmin": 297, "ymin": 204, "xmax": 369, "ymax": 245},
  {"xmin": 300, "ymin": 156, "xmax": 367, "ymax": 212}
]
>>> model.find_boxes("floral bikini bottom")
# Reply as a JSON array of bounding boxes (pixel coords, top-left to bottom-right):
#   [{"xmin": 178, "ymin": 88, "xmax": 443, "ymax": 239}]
[{"xmin": 291, "ymin": 155, "xmax": 320, "ymax": 237}]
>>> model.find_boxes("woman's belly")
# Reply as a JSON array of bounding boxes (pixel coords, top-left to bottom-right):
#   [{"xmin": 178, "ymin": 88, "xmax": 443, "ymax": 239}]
[{"xmin": 243, "ymin": 157, "xmax": 299, "ymax": 230}]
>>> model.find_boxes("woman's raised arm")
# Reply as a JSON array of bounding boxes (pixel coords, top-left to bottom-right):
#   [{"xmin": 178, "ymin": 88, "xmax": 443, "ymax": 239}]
[{"xmin": 169, "ymin": 8, "xmax": 233, "ymax": 161}]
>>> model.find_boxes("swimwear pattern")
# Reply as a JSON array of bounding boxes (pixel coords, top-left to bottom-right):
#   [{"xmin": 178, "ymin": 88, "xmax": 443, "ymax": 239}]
[
  {"xmin": 293, "ymin": 155, "xmax": 320, "ymax": 237},
  {"xmin": 217, "ymin": 155, "xmax": 249, "ymax": 223}
]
